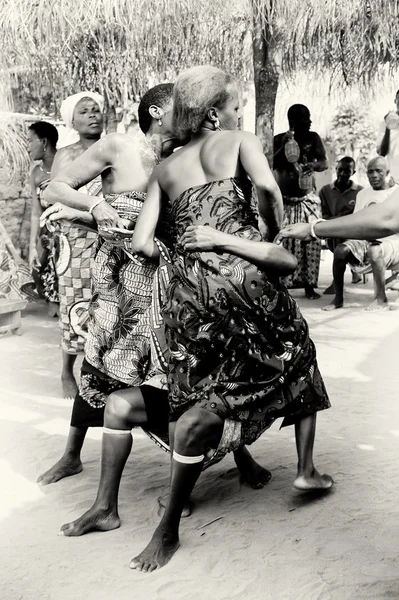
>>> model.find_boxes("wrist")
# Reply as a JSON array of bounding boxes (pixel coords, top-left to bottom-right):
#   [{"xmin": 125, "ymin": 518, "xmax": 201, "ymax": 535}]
[
  {"xmin": 311, "ymin": 218, "xmax": 326, "ymax": 239},
  {"xmin": 89, "ymin": 198, "xmax": 105, "ymax": 215}
]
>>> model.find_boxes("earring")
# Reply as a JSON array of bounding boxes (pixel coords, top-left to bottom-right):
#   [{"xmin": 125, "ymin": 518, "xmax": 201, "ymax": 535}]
[
  {"xmin": 158, "ymin": 118, "xmax": 163, "ymax": 126},
  {"xmin": 214, "ymin": 118, "xmax": 220, "ymax": 131}
]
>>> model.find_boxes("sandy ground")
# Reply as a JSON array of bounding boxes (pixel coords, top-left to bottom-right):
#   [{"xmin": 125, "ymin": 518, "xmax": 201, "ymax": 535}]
[{"xmin": 1, "ymin": 253, "xmax": 399, "ymax": 600}]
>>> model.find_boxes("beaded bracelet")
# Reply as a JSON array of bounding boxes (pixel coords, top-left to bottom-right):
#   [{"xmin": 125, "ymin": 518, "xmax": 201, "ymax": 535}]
[
  {"xmin": 88, "ymin": 197, "xmax": 105, "ymax": 215},
  {"xmin": 310, "ymin": 218, "xmax": 326, "ymax": 240}
]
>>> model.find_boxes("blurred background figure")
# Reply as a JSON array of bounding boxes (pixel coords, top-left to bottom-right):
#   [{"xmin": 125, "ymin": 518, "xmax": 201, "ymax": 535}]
[
  {"xmin": 27, "ymin": 121, "xmax": 59, "ymax": 316},
  {"xmin": 273, "ymin": 104, "xmax": 328, "ymax": 299}
]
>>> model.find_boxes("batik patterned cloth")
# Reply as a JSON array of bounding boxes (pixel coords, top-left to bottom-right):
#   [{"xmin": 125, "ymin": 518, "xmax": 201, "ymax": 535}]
[
  {"xmin": 0, "ymin": 235, "xmax": 31, "ymax": 300},
  {"xmin": 84, "ymin": 191, "xmax": 167, "ymax": 389},
  {"xmin": 160, "ymin": 178, "xmax": 330, "ymax": 455},
  {"xmin": 281, "ymin": 192, "xmax": 322, "ymax": 289},
  {"xmin": 56, "ymin": 178, "xmax": 101, "ymax": 354},
  {"xmin": 35, "ymin": 178, "xmax": 59, "ymax": 303}
]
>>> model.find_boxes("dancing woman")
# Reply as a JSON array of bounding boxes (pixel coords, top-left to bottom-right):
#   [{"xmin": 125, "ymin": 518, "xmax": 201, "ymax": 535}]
[
  {"xmin": 50, "ymin": 92, "xmax": 105, "ymax": 400},
  {"xmin": 37, "ymin": 84, "xmax": 176, "ymax": 486},
  {"xmin": 38, "ymin": 86, "xmax": 278, "ymax": 537},
  {"xmin": 131, "ymin": 65, "xmax": 333, "ymax": 571}
]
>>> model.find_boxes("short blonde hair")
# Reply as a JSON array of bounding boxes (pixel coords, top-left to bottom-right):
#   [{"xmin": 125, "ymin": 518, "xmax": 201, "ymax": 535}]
[{"xmin": 173, "ymin": 66, "xmax": 234, "ymax": 140}]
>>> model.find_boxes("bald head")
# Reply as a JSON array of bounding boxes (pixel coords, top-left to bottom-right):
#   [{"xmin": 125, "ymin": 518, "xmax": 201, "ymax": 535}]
[{"xmin": 367, "ymin": 156, "xmax": 390, "ymax": 190}]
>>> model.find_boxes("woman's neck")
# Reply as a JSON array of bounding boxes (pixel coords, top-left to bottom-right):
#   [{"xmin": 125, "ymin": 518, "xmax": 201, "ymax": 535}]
[
  {"xmin": 78, "ymin": 135, "xmax": 101, "ymax": 150},
  {"xmin": 41, "ymin": 151, "xmax": 56, "ymax": 172}
]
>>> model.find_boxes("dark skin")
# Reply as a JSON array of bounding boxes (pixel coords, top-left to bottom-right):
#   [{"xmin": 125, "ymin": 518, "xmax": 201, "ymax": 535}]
[
  {"xmin": 273, "ymin": 106, "xmax": 328, "ymax": 299},
  {"xmin": 273, "ymin": 109, "xmax": 328, "ymax": 198},
  {"xmin": 378, "ymin": 92, "xmax": 399, "ymax": 157}
]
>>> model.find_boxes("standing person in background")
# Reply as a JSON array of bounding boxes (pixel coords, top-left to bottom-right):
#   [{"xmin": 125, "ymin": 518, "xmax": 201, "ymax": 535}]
[
  {"xmin": 274, "ymin": 104, "xmax": 328, "ymax": 299},
  {"xmin": 51, "ymin": 92, "xmax": 104, "ymax": 400},
  {"xmin": 377, "ymin": 89, "xmax": 399, "ymax": 184},
  {"xmin": 28, "ymin": 121, "xmax": 59, "ymax": 314},
  {"xmin": 319, "ymin": 157, "xmax": 363, "ymax": 294}
]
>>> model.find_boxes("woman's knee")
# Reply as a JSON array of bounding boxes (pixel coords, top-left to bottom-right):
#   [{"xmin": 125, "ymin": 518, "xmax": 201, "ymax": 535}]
[
  {"xmin": 105, "ymin": 388, "xmax": 145, "ymax": 428},
  {"xmin": 174, "ymin": 408, "xmax": 223, "ymax": 452}
]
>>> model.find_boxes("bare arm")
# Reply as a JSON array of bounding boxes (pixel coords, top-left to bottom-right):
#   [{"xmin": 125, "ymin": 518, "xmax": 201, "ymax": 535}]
[
  {"xmin": 239, "ymin": 132, "xmax": 284, "ymax": 240},
  {"xmin": 308, "ymin": 133, "xmax": 328, "ymax": 172},
  {"xmin": 40, "ymin": 203, "xmax": 97, "ymax": 230},
  {"xmin": 279, "ymin": 192, "xmax": 399, "ymax": 242},
  {"xmin": 315, "ymin": 195, "xmax": 399, "ymax": 239},
  {"xmin": 181, "ymin": 226, "xmax": 297, "ymax": 275},
  {"xmin": 44, "ymin": 135, "xmax": 114, "ymax": 211},
  {"xmin": 319, "ymin": 188, "xmax": 332, "ymax": 220},
  {"xmin": 29, "ymin": 171, "xmax": 43, "ymax": 261},
  {"xmin": 131, "ymin": 170, "xmax": 162, "ymax": 259},
  {"xmin": 377, "ymin": 127, "xmax": 390, "ymax": 157}
]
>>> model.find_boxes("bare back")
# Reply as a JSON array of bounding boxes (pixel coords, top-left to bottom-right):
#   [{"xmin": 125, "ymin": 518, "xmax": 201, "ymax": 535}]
[{"xmin": 158, "ymin": 130, "xmax": 246, "ymax": 201}]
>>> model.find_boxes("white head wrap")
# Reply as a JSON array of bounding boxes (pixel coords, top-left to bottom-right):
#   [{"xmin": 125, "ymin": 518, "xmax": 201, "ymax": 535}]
[{"xmin": 60, "ymin": 91, "xmax": 105, "ymax": 129}]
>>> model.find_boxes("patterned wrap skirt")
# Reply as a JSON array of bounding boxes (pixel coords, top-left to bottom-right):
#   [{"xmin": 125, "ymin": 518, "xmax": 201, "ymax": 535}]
[{"xmin": 281, "ymin": 192, "xmax": 322, "ymax": 289}]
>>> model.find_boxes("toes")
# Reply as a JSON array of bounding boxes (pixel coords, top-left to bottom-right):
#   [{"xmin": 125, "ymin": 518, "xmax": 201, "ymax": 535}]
[{"xmin": 130, "ymin": 558, "xmax": 142, "ymax": 570}]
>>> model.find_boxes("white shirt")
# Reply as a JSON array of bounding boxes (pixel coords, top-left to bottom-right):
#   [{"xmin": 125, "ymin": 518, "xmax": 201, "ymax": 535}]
[
  {"xmin": 379, "ymin": 120, "xmax": 399, "ymax": 183},
  {"xmin": 355, "ymin": 184, "xmax": 399, "ymax": 240}
]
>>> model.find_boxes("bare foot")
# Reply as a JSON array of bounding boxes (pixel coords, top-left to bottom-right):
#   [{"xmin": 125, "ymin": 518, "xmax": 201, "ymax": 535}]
[
  {"xmin": 322, "ymin": 300, "xmax": 343, "ymax": 311},
  {"xmin": 130, "ymin": 526, "xmax": 180, "ymax": 572},
  {"xmin": 365, "ymin": 299, "xmax": 389, "ymax": 312},
  {"xmin": 323, "ymin": 283, "xmax": 336, "ymax": 295},
  {"xmin": 305, "ymin": 289, "xmax": 321, "ymax": 300},
  {"xmin": 294, "ymin": 469, "xmax": 334, "ymax": 492},
  {"xmin": 60, "ymin": 505, "xmax": 120, "ymax": 536},
  {"xmin": 234, "ymin": 448, "xmax": 272, "ymax": 489},
  {"xmin": 158, "ymin": 495, "xmax": 192, "ymax": 518},
  {"xmin": 37, "ymin": 455, "xmax": 82, "ymax": 486},
  {"xmin": 61, "ymin": 372, "xmax": 78, "ymax": 401}
]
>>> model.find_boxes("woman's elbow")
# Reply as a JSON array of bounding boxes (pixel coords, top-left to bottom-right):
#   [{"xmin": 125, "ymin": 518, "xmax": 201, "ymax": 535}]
[
  {"xmin": 283, "ymin": 253, "xmax": 298, "ymax": 275},
  {"xmin": 43, "ymin": 182, "xmax": 61, "ymax": 205}
]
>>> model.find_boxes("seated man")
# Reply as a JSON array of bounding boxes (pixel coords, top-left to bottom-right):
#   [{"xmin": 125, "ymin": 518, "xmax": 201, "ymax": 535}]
[
  {"xmin": 319, "ymin": 156, "xmax": 363, "ymax": 293},
  {"xmin": 323, "ymin": 156, "xmax": 399, "ymax": 311}
]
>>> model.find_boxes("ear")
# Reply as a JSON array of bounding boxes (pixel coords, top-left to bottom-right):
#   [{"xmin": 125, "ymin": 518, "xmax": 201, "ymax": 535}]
[
  {"xmin": 149, "ymin": 104, "xmax": 162, "ymax": 120},
  {"xmin": 207, "ymin": 107, "xmax": 219, "ymax": 124}
]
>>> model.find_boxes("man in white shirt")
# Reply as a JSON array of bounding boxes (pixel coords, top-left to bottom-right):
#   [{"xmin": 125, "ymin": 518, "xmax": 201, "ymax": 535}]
[
  {"xmin": 323, "ymin": 156, "xmax": 399, "ymax": 311},
  {"xmin": 377, "ymin": 89, "xmax": 399, "ymax": 184}
]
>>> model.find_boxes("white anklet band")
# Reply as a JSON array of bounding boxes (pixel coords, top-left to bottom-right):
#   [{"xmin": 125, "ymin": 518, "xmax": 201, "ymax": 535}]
[
  {"xmin": 103, "ymin": 427, "xmax": 132, "ymax": 435},
  {"xmin": 173, "ymin": 450, "xmax": 204, "ymax": 464}
]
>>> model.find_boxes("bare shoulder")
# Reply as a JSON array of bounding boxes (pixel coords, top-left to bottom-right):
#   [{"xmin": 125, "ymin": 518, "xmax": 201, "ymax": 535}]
[
  {"xmin": 104, "ymin": 132, "xmax": 136, "ymax": 151},
  {"xmin": 30, "ymin": 165, "xmax": 41, "ymax": 186},
  {"xmin": 310, "ymin": 131, "xmax": 324, "ymax": 144},
  {"xmin": 234, "ymin": 130, "xmax": 263, "ymax": 149}
]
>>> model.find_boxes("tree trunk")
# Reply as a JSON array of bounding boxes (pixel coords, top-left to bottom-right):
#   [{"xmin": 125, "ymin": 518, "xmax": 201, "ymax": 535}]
[{"xmin": 251, "ymin": 2, "xmax": 280, "ymax": 164}]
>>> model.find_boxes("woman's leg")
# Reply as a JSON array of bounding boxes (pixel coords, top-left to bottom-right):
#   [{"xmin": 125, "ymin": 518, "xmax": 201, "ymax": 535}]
[
  {"xmin": 293, "ymin": 413, "xmax": 333, "ymax": 491},
  {"xmin": 131, "ymin": 408, "xmax": 224, "ymax": 572},
  {"xmin": 233, "ymin": 446, "xmax": 272, "ymax": 489},
  {"xmin": 61, "ymin": 351, "xmax": 78, "ymax": 400},
  {"xmin": 37, "ymin": 389, "xmax": 104, "ymax": 485},
  {"xmin": 37, "ymin": 425, "xmax": 87, "ymax": 486},
  {"xmin": 60, "ymin": 387, "xmax": 148, "ymax": 536}
]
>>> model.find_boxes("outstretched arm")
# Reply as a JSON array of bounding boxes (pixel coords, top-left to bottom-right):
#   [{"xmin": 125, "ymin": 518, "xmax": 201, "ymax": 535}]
[
  {"xmin": 279, "ymin": 190, "xmax": 399, "ymax": 241},
  {"xmin": 181, "ymin": 226, "xmax": 297, "ymax": 275},
  {"xmin": 239, "ymin": 132, "xmax": 284, "ymax": 240},
  {"xmin": 131, "ymin": 170, "xmax": 162, "ymax": 259}
]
